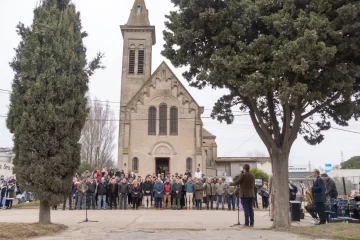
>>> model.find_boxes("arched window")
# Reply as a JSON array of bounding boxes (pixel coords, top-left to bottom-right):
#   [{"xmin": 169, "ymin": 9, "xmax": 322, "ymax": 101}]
[
  {"xmin": 132, "ymin": 157, "xmax": 139, "ymax": 172},
  {"xmin": 148, "ymin": 106, "xmax": 156, "ymax": 135},
  {"xmin": 138, "ymin": 45, "xmax": 145, "ymax": 74},
  {"xmin": 159, "ymin": 103, "xmax": 167, "ymax": 135},
  {"xmin": 170, "ymin": 106, "xmax": 178, "ymax": 135},
  {"xmin": 129, "ymin": 44, "xmax": 135, "ymax": 74},
  {"xmin": 136, "ymin": 5, "xmax": 142, "ymax": 14},
  {"xmin": 186, "ymin": 158, "xmax": 193, "ymax": 173}
]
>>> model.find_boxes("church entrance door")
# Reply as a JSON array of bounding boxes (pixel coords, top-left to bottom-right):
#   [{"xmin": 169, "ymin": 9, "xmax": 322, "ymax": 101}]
[{"xmin": 156, "ymin": 158, "xmax": 169, "ymax": 176}]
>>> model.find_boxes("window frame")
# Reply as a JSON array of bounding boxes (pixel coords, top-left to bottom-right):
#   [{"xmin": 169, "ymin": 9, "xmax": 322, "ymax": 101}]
[
  {"xmin": 159, "ymin": 103, "xmax": 167, "ymax": 135},
  {"xmin": 137, "ymin": 45, "xmax": 145, "ymax": 74},
  {"xmin": 170, "ymin": 106, "xmax": 178, "ymax": 135},
  {"xmin": 128, "ymin": 44, "xmax": 136, "ymax": 74},
  {"xmin": 148, "ymin": 106, "xmax": 156, "ymax": 135},
  {"xmin": 132, "ymin": 157, "xmax": 139, "ymax": 172},
  {"xmin": 186, "ymin": 158, "xmax": 193, "ymax": 173}
]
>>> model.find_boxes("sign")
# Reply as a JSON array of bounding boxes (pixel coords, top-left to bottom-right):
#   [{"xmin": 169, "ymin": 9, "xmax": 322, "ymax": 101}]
[
  {"xmin": 325, "ymin": 163, "xmax": 332, "ymax": 173},
  {"xmin": 0, "ymin": 162, "xmax": 14, "ymax": 177},
  {"xmin": 255, "ymin": 179, "xmax": 263, "ymax": 187}
]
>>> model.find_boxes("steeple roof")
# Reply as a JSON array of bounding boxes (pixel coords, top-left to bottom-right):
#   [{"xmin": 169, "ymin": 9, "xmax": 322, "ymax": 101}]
[
  {"xmin": 126, "ymin": 0, "xmax": 150, "ymax": 26},
  {"xmin": 120, "ymin": 0, "xmax": 156, "ymax": 45}
]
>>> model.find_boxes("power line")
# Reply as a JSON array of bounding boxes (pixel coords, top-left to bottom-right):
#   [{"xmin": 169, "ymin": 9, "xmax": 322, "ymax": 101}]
[{"xmin": 226, "ymin": 133, "xmax": 257, "ymax": 155}]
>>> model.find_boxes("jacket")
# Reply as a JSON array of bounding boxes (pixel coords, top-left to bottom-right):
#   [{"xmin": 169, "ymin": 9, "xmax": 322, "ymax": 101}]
[
  {"xmin": 77, "ymin": 182, "xmax": 88, "ymax": 195},
  {"xmin": 153, "ymin": 182, "xmax": 164, "ymax": 198},
  {"xmin": 215, "ymin": 182, "xmax": 226, "ymax": 196},
  {"xmin": 6, "ymin": 184, "xmax": 15, "ymax": 199},
  {"xmin": 204, "ymin": 182, "xmax": 215, "ymax": 196},
  {"xmin": 142, "ymin": 181, "xmax": 153, "ymax": 196},
  {"xmin": 227, "ymin": 185, "xmax": 236, "ymax": 196},
  {"xmin": 131, "ymin": 184, "xmax": 141, "ymax": 198},
  {"xmin": 194, "ymin": 182, "xmax": 204, "ymax": 200},
  {"xmin": 164, "ymin": 183, "xmax": 171, "ymax": 195},
  {"xmin": 86, "ymin": 181, "xmax": 96, "ymax": 194},
  {"xmin": 118, "ymin": 182, "xmax": 129, "ymax": 194},
  {"xmin": 185, "ymin": 182, "xmax": 195, "ymax": 193},
  {"xmin": 97, "ymin": 182, "xmax": 108, "ymax": 195},
  {"xmin": 312, "ymin": 176, "xmax": 326, "ymax": 203},
  {"xmin": 325, "ymin": 178, "xmax": 338, "ymax": 199},
  {"xmin": 109, "ymin": 183, "xmax": 118, "ymax": 195},
  {"xmin": 171, "ymin": 183, "xmax": 182, "ymax": 197},
  {"xmin": 230, "ymin": 172, "xmax": 255, "ymax": 198}
]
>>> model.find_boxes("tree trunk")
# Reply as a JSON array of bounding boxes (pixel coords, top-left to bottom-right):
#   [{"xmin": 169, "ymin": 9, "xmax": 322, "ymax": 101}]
[
  {"xmin": 39, "ymin": 200, "xmax": 51, "ymax": 224},
  {"xmin": 271, "ymin": 150, "xmax": 290, "ymax": 228}
]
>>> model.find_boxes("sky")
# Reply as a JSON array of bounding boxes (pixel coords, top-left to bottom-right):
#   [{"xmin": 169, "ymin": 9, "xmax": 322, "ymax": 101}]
[{"xmin": 1, "ymin": 0, "xmax": 360, "ymax": 170}]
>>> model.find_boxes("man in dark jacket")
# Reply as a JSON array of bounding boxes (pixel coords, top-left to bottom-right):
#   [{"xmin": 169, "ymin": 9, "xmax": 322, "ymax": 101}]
[
  {"xmin": 230, "ymin": 164, "xmax": 255, "ymax": 227},
  {"xmin": 142, "ymin": 177, "xmax": 153, "ymax": 209},
  {"xmin": 97, "ymin": 177, "xmax": 108, "ymax": 210},
  {"xmin": 109, "ymin": 178, "xmax": 118, "ymax": 210},
  {"xmin": 86, "ymin": 178, "xmax": 96, "ymax": 210},
  {"xmin": 63, "ymin": 180, "xmax": 74, "ymax": 211},
  {"xmin": 321, "ymin": 173, "xmax": 338, "ymax": 218},
  {"xmin": 204, "ymin": 177, "xmax": 215, "ymax": 210},
  {"xmin": 171, "ymin": 179, "xmax": 182, "ymax": 210},
  {"xmin": 310, "ymin": 169, "xmax": 326, "ymax": 225},
  {"xmin": 118, "ymin": 178, "xmax": 129, "ymax": 210}
]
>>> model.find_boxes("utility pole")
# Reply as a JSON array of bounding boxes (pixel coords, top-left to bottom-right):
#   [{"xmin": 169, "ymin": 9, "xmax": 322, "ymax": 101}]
[
  {"xmin": 308, "ymin": 161, "xmax": 311, "ymax": 172},
  {"xmin": 341, "ymin": 151, "xmax": 344, "ymax": 163}
]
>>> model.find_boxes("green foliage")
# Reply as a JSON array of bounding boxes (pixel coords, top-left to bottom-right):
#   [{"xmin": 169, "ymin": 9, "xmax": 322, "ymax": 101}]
[
  {"xmin": 6, "ymin": 0, "xmax": 103, "ymax": 207},
  {"xmin": 250, "ymin": 168, "xmax": 269, "ymax": 182},
  {"xmin": 78, "ymin": 161, "xmax": 96, "ymax": 175},
  {"xmin": 341, "ymin": 156, "xmax": 360, "ymax": 169},
  {"xmin": 162, "ymin": 0, "xmax": 360, "ymax": 151}
]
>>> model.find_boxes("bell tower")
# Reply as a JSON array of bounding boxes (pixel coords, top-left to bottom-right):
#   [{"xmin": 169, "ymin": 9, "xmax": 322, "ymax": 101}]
[
  {"xmin": 120, "ymin": 0, "xmax": 156, "ymax": 105},
  {"xmin": 118, "ymin": 0, "xmax": 156, "ymax": 170}
]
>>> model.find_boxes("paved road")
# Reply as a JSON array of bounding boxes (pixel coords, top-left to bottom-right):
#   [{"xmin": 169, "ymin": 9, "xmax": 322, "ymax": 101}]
[{"xmin": 1, "ymin": 209, "xmax": 319, "ymax": 240}]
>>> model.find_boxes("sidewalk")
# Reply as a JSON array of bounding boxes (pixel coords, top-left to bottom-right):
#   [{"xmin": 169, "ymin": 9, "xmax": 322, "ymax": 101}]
[{"xmin": 1, "ymin": 209, "xmax": 317, "ymax": 240}]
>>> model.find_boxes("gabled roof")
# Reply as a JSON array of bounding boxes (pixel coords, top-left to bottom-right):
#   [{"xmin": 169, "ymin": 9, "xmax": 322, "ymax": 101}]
[
  {"xmin": 202, "ymin": 128, "xmax": 216, "ymax": 139},
  {"xmin": 126, "ymin": 61, "xmax": 202, "ymax": 110}
]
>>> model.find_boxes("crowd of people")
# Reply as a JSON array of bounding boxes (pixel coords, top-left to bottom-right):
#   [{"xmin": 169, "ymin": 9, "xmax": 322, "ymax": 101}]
[
  {"xmin": 0, "ymin": 175, "xmax": 23, "ymax": 210},
  {"xmin": 63, "ymin": 167, "xmax": 251, "ymax": 212}
]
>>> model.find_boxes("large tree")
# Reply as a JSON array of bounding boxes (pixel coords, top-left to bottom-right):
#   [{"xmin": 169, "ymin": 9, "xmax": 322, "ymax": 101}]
[
  {"xmin": 341, "ymin": 156, "xmax": 360, "ymax": 169},
  {"xmin": 162, "ymin": 0, "xmax": 360, "ymax": 227},
  {"xmin": 6, "ymin": 0, "xmax": 103, "ymax": 223},
  {"xmin": 81, "ymin": 99, "xmax": 116, "ymax": 168}
]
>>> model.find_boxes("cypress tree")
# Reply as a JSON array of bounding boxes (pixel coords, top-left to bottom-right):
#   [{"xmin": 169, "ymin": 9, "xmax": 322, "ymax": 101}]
[{"xmin": 6, "ymin": 0, "xmax": 103, "ymax": 223}]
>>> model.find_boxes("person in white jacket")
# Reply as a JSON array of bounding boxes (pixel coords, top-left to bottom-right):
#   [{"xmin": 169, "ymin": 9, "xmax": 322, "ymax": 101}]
[{"xmin": 194, "ymin": 168, "xmax": 202, "ymax": 179}]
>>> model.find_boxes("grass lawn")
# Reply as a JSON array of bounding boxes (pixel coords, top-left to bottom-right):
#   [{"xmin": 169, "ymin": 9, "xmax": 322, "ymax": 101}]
[
  {"xmin": 12, "ymin": 200, "xmax": 40, "ymax": 209},
  {"xmin": 0, "ymin": 223, "xmax": 67, "ymax": 239},
  {"xmin": 275, "ymin": 223, "xmax": 360, "ymax": 240}
]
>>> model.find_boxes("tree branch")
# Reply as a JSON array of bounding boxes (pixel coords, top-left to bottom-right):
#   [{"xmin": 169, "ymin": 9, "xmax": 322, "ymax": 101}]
[
  {"xmin": 267, "ymin": 93, "xmax": 280, "ymax": 143},
  {"xmin": 301, "ymin": 92, "xmax": 341, "ymax": 120}
]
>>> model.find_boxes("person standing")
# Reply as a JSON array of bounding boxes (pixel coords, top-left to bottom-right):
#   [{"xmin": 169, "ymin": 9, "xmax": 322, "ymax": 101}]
[
  {"xmin": 194, "ymin": 168, "xmax": 202, "ymax": 179},
  {"xmin": 97, "ymin": 177, "xmax": 108, "ymax": 210},
  {"xmin": 109, "ymin": 178, "xmax": 118, "ymax": 210},
  {"xmin": 310, "ymin": 169, "xmax": 326, "ymax": 225},
  {"xmin": 321, "ymin": 173, "xmax": 338, "ymax": 218},
  {"xmin": 86, "ymin": 178, "xmax": 96, "ymax": 210},
  {"xmin": 215, "ymin": 178, "xmax": 226, "ymax": 210},
  {"xmin": 227, "ymin": 184, "xmax": 236, "ymax": 211},
  {"xmin": 230, "ymin": 164, "xmax": 255, "ymax": 227},
  {"xmin": 118, "ymin": 178, "xmax": 129, "ymax": 210},
  {"xmin": 153, "ymin": 178, "xmax": 164, "ymax": 210},
  {"xmin": 185, "ymin": 178, "xmax": 195, "ymax": 210},
  {"xmin": 142, "ymin": 177, "xmax": 153, "ymax": 209},
  {"xmin": 194, "ymin": 178, "xmax": 204, "ymax": 210},
  {"xmin": 171, "ymin": 179, "xmax": 182, "ymax": 210},
  {"xmin": 131, "ymin": 180, "xmax": 141, "ymax": 210},
  {"xmin": 204, "ymin": 177, "xmax": 215, "ymax": 210},
  {"xmin": 77, "ymin": 177, "xmax": 87, "ymax": 210},
  {"xmin": 62, "ymin": 180, "xmax": 74, "ymax": 211},
  {"xmin": 163, "ymin": 179, "xmax": 172, "ymax": 209},
  {"xmin": 5, "ymin": 180, "xmax": 15, "ymax": 209}
]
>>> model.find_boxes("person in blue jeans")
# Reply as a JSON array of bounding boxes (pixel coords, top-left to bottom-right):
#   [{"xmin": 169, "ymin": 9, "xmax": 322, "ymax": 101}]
[
  {"xmin": 97, "ymin": 177, "xmax": 108, "ymax": 210},
  {"xmin": 153, "ymin": 178, "xmax": 164, "ymax": 209},
  {"xmin": 215, "ymin": 178, "xmax": 226, "ymax": 210},
  {"xmin": 227, "ymin": 185, "xmax": 236, "ymax": 211},
  {"xmin": 230, "ymin": 164, "xmax": 256, "ymax": 227}
]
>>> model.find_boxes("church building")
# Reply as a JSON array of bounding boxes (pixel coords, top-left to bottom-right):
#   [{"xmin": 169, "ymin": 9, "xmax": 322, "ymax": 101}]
[{"xmin": 117, "ymin": 0, "xmax": 217, "ymax": 177}]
